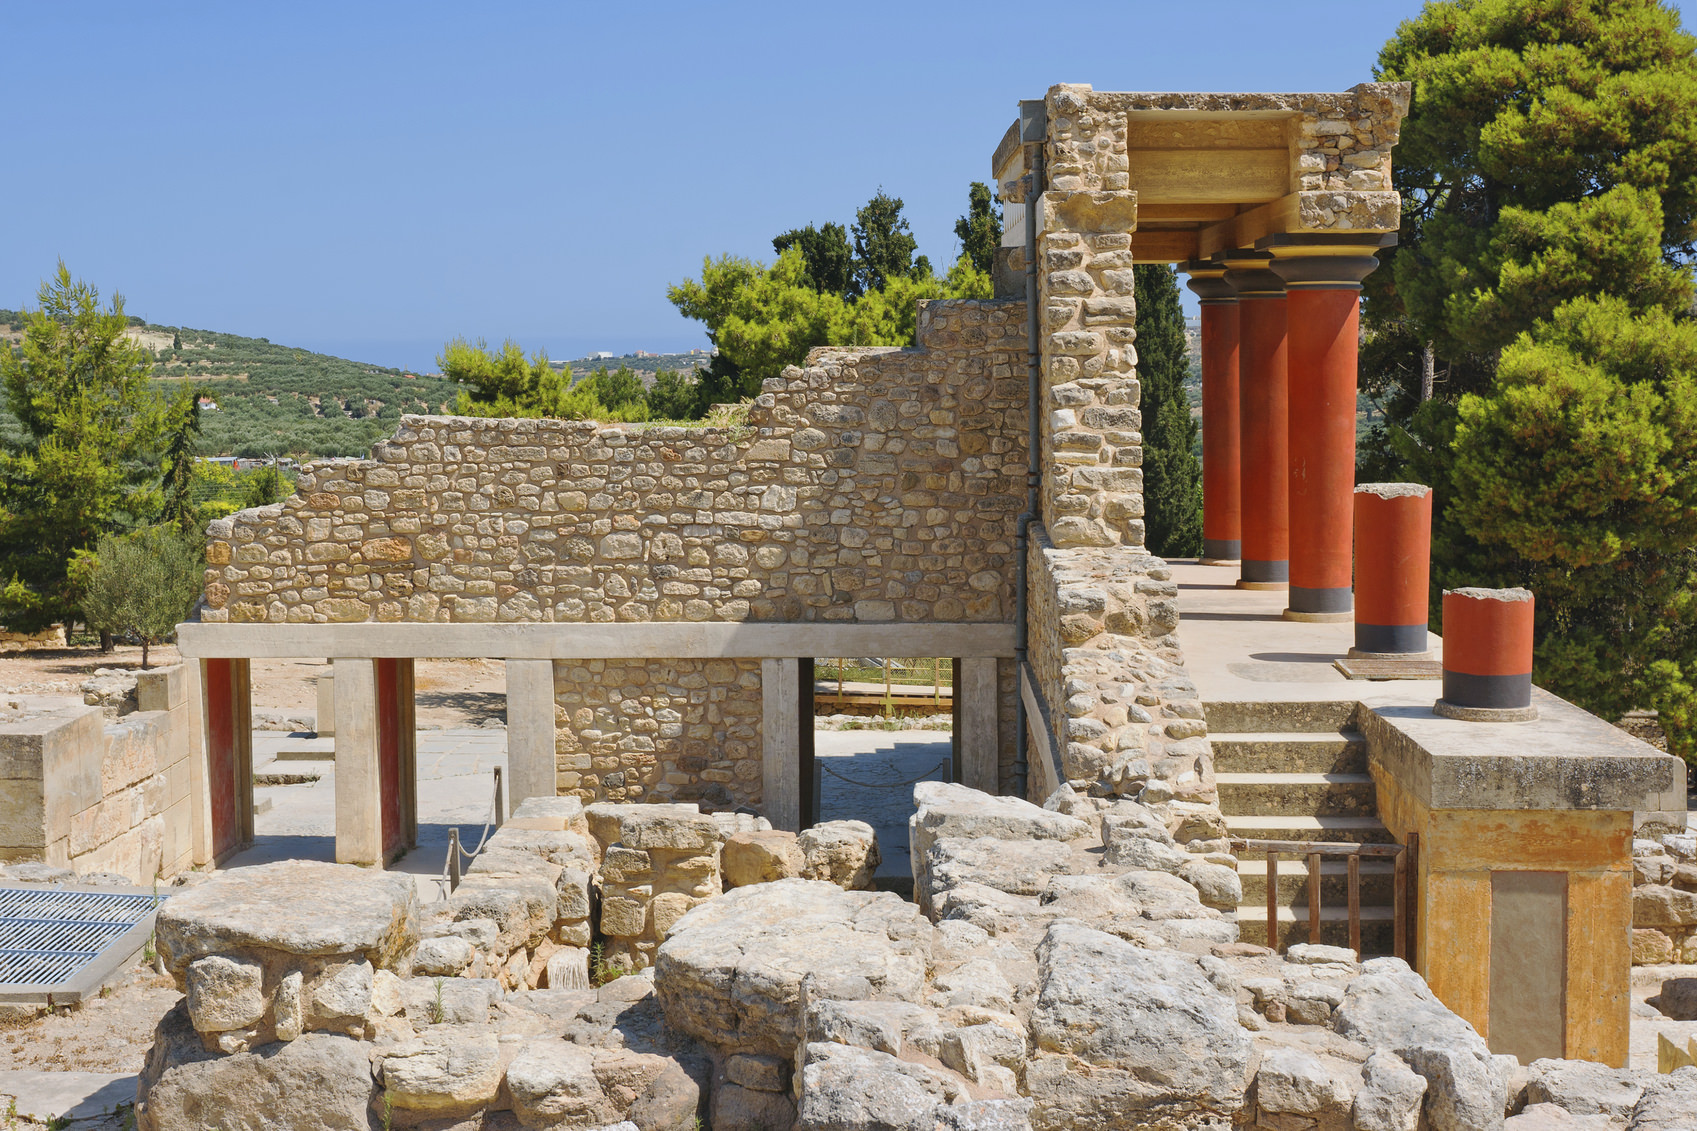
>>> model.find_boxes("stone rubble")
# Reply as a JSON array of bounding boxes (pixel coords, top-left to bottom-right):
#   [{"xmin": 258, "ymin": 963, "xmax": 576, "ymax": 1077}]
[
  {"xmin": 135, "ymin": 784, "xmax": 1687, "ymax": 1131},
  {"xmin": 1630, "ymin": 835, "xmax": 1697, "ymax": 965}
]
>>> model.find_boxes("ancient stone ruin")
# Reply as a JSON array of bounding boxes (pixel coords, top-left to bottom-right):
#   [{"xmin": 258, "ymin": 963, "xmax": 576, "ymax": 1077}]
[{"xmin": 4, "ymin": 77, "xmax": 1689, "ymax": 1130}]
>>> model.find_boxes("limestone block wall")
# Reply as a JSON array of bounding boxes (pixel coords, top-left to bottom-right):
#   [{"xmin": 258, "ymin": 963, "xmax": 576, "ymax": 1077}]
[
  {"xmin": 0, "ymin": 664, "xmax": 197, "ymax": 884},
  {"xmin": 1025, "ymin": 523, "xmax": 1214, "ymax": 809},
  {"xmin": 1631, "ymin": 831, "xmax": 1697, "ymax": 964},
  {"xmin": 201, "ymin": 300, "xmax": 1028, "ymax": 807}
]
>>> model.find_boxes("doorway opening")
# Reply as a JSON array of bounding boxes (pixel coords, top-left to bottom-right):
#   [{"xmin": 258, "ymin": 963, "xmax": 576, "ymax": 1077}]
[{"xmin": 808, "ymin": 657, "xmax": 960, "ymax": 890}]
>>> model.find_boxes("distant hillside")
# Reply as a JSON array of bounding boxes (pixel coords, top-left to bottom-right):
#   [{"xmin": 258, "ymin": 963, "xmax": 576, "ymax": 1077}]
[{"xmin": 1, "ymin": 309, "xmax": 462, "ymax": 458}]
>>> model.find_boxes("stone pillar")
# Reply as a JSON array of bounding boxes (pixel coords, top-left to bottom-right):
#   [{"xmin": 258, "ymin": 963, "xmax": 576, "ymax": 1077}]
[
  {"xmin": 959, "ymin": 658, "xmax": 999, "ymax": 794},
  {"xmin": 761, "ymin": 658, "xmax": 802, "ymax": 832},
  {"xmin": 199, "ymin": 658, "xmax": 253, "ymax": 864},
  {"xmin": 1223, "ymin": 252, "xmax": 1288, "ymax": 589},
  {"xmin": 506, "ymin": 659, "xmax": 558, "ymax": 808},
  {"xmin": 334, "ymin": 659, "xmax": 384, "ymax": 866},
  {"xmin": 315, "ymin": 666, "xmax": 335, "ymax": 737},
  {"xmin": 1185, "ymin": 263, "xmax": 1241, "ymax": 564},
  {"xmin": 1268, "ymin": 240, "xmax": 1382, "ymax": 619}
]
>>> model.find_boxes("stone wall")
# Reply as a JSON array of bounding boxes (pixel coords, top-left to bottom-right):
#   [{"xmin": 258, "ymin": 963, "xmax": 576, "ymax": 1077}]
[
  {"xmin": 0, "ymin": 664, "xmax": 197, "ymax": 884},
  {"xmin": 1632, "ymin": 831, "xmax": 1697, "ymax": 964},
  {"xmin": 201, "ymin": 299, "xmax": 1028, "ymax": 808}
]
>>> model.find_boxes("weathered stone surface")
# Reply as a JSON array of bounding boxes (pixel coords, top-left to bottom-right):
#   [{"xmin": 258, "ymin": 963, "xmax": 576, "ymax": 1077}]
[
  {"xmin": 799, "ymin": 820, "xmax": 880, "ymax": 890},
  {"xmin": 1633, "ymin": 884, "xmax": 1697, "ymax": 928},
  {"xmin": 136, "ymin": 1003, "xmax": 375, "ymax": 1131},
  {"xmin": 1178, "ymin": 858, "xmax": 1242, "ymax": 910},
  {"xmin": 1504, "ymin": 1103, "xmax": 1614, "ymax": 1129},
  {"xmin": 504, "ymin": 1038, "xmax": 614, "ymax": 1127},
  {"xmin": 1025, "ymin": 921, "xmax": 1251, "ymax": 1129},
  {"xmin": 1102, "ymin": 830, "xmax": 1189, "ymax": 872},
  {"xmin": 1333, "ymin": 959, "xmax": 1505, "ymax": 1131},
  {"xmin": 713, "ymin": 1082, "xmax": 797, "ymax": 1131},
  {"xmin": 412, "ymin": 935, "xmax": 474, "ymax": 976},
  {"xmin": 1524, "ymin": 1057, "xmax": 1642, "ymax": 1122},
  {"xmin": 401, "ymin": 978, "xmax": 495, "ymax": 1026},
  {"xmin": 155, "ymin": 861, "xmax": 418, "ymax": 973},
  {"xmin": 806, "ymin": 998, "xmax": 940, "ymax": 1058},
  {"xmin": 184, "ymin": 955, "xmax": 265, "ymax": 1034},
  {"xmin": 722, "ymin": 830, "xmax": 804, "ymax": 887},
  {"xmin": 1652, "ymin": 976, "xmax": 1697, "ymax": 1020},
  {"xmin": 795, "ymin": 1042, "xmax": 962, "ymax": 1131},
  {"xmin": 912, "ymin": 783, "xmax": 1089, "ymax": 911},
  {"xmin": 934, "ymin": 1099, "xmax": 1036, "ymax": 1131},
  {"xmin": 312, "ymin": 960, "xmax": 373, "ymax": 1020},
  {"xmin": 1254, "ymin": 1046, "xmax": 1353, "ymax": 1127},
  {"xmin": 1353, "ymin": 1050, "xmax": 1426, "ymax": 1131},
  {"xmin": 926, "ymin": 837, "xmax": 1077, "ymax": 897},
  {"xmin": 380, "ymin": 1027, "xmax": 504, "ymax": 1113},
  {"xmin": 1627, "ymin": 1066, "xmax": 1697, "ymax": 1130},
  {"xmin": 655, "ymin": 879, "xmax": 930, "ymax": 1056}
]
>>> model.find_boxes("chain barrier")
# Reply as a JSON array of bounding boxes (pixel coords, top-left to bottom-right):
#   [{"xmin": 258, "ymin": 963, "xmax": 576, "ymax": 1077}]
[{"xmin": 817, "ymin": 759, "xmax": 950, "ymax": 790}]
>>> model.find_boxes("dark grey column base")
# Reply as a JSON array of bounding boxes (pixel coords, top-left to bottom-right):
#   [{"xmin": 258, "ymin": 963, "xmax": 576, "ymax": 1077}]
[
  {"xmin": 1442, "ymin": 670, "xmax": 1533, "ymax": 711},
  {"xmin": 1355, "ymin": 623, "xmax": 1429, "ymax": 654},
  {"xmin": 1288, "ymin": 585, "xmax": 1352, "ymax": 614},
  {"xmin": 1241, "ymin": 559, "xmax": 1289, "ymax": 584},
  {"xmin": 1203, "ymin": 538, "xmax": 1241, "ymax": 562}
]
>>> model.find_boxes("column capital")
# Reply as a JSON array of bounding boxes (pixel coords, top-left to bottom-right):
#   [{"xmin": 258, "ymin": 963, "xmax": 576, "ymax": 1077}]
[
  {"xmin": 1183, "ymin": 261, "xmax": 1236, "ymax": 304},
  {"xmin": 1258, "ymin": 233, "xmax": 1394, "ymax": 289},
  {"xmin": 1219, "ymin": 250, "xmax": 1284, "ymax": 298}
]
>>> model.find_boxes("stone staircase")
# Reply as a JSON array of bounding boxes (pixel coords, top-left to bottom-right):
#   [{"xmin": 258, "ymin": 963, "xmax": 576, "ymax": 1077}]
[{"xmin": 1205, "ymin": 700, "xmax": 1399, "ymax": 954}]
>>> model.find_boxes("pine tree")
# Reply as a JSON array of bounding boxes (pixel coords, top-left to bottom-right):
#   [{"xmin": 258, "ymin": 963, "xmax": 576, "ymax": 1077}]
[
  {"xmin": 850, "ymin": 190, "xmax": 923, "ymax": 298},
  {"xmin": 1363, "ymin": 0, "xmax": 1697, "ymax": 759},
  {"xmin": 772, "ymin": 223, "xmax": 854, "ymax": 298},
  {"xmin": 953, "ymin": 182, "xmax": 1003, "ymax": 274},
  {"xmin": 0, "ymin": 263, "xmax": 169, "ymax": 631},
  {"xmin": 1133, "ymin": 265, "xmax": 1202, "ymax": 558}
]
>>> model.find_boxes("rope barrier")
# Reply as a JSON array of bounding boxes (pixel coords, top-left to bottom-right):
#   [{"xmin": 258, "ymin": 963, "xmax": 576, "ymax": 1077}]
[
  {"xmin": 817, "ymin": 759, "xmax": 950, "ymax": 790},
  {"xmin": 435, "ymin": 767, "xmax": 504, "ymax": 900}
]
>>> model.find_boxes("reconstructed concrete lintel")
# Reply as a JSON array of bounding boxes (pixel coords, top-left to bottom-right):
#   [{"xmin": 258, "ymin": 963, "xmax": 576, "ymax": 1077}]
[
  {"xmin": 175, "ymin": 620, "xmax": 1019, "ymax": 660},
  {"xmin": 1360, "ymin": 687, "xmax": 1684, "ymax": 814}
]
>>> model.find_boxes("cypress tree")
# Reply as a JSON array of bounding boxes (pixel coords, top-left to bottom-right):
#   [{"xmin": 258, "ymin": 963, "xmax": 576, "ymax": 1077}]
[{"xmin": 1134, "ymin": 264, "xmax": 1202, "ymax": 558}]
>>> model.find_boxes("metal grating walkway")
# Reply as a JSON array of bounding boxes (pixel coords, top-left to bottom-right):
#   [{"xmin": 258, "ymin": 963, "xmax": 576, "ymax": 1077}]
[{"xmin": 0, "ymin": 887, "xmax": 159, "ymax": 988}]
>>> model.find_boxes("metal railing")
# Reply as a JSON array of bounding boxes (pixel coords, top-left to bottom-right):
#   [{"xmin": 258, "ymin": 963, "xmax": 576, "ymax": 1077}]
[
  {"xmin": 440, "ymin": 767, "xmax": 504, "ymax": 898},
  {"xmin": 1231, "ymin": 832, "xmax": 1419, "ymax": 961}
]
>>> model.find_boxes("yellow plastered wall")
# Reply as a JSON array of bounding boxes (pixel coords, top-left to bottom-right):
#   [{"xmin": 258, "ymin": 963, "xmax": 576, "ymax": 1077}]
[{"xmin": 1372, "ymin": 765, "xmax": 1632, "ymax": 1067}]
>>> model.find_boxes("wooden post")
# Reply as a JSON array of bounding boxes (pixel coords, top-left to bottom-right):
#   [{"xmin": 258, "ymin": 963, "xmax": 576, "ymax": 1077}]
[
  {"xmin": 1406, "ymin": 831, "xmax": 1421, "ymax": 965},
  {"xmin": 448, "ymin": 827, "xmax": 461, "ymax": 891},
  {"xmin": 1266, "ymin": 851, "xmax": 1280, "ymax": 950},
  {"xmin": 493, "ymin": 766, "xmax": 504, "ymax": 828},
  {"xmin": 1308, "ymin": 851, "xmax": 1323, "ymax": 946},
  {"xmin": 1394, "ymin": 842, "xmax": 1409, "ymax": 962},
  {"xmin": 1348, "ymin": 852, "xmax": 1362, "ymax": 957}
]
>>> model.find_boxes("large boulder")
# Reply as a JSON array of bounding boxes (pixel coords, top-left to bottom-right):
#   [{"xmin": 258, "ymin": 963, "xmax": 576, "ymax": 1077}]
[
  {"xmin": 655, "ymin": 879, "xmax": 931, "ymax": 1056},
  {"xmin": 795, "ymin": 1042, "xmax": 965, "ymax": 1131},
  {"xmin": 135, "ymin": 1003, "xmax": 376, "ymax": 1131},
  {"xmin": 799, "ymin": 820, "xmax": 880, "ymax": 889},
  {"xmin": 154, "ymin": 861, "xmax": 419, "ymax": 974},
  {"xmin": 722, "ymin": 830, "xmax": 805, "ymax": 887},
  {"xmin": 911, "ymin": 782, "xmax": 1089, "ymax": 913},
  {"xmin": 1627, "ymin": 1066, "xmax": 1697, "ymax": 1130},
  {"xmin": 925, "ymin": 837, "xmax": 1078, "ymax": 897},
  {"xmin": 1524, "ymin": 1058, "xmax": 1642, "ymax": 1123},
  {"xmin": 1332, "ymin": 958, "xmax": 1505, "ymax": 1131},
  {"xmin": 1024, "ymin": 921, "xmax": 1252, "ymax": 1131}
]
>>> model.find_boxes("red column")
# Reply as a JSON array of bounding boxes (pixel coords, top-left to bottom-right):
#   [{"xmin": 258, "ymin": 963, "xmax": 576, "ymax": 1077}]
[
  {"xmin": 1353, "ymin": 483, "xmax": 1433, "ymax": 656},
  {"xmin": 1437, "ymin": 587, "xmax": 1536, "ymax": 719},
  {"xmin": 1186, "ymin": 264, "xmax": 1241, "ymax": 564},
  {"xmin": 1224, "ymin": 253, "xmax": 1288, "ymax": 588},
  {"xmin": 1269, "ymin": 241, "xmax": 1383, "ymax": 618}
]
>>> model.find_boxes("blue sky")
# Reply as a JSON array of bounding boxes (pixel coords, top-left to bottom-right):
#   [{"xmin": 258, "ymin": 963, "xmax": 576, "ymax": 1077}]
[{"xmin": 3, "ymin": 1, "xmax": 1674, "ymax": 372}]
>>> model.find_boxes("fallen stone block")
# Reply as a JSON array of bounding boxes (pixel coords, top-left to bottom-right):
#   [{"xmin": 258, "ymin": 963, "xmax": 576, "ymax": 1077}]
[
  {"xmin": 655, "ymin": 879, "xmax": 931, "ymax": 1056},
  {"xmin": 799, "ymin": 819, "xmax": 880, "ymax": 889},
  {"xmin": 379, "ymin": 1027, "xmax": 503, "ymax": 1116},
  {"xmin": 722, "ymin": 829, "xmax": 805, "ymax": 887},
  {"xmin": 1524, "ymin": 1057, "xmax": 1642, "ymax": 1123}
]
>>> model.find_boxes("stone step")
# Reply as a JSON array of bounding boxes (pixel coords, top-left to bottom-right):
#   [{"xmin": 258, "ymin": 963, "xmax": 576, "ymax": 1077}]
[
  {"xmin": 1237, "ymin": 903, "xmax": 1398, "ymax": 954},
  {"xmin": 1236, "ymin": 856, "xmax": 1396, "ymax": 904},
  {"xmin": 1203, "ymin": 700, "xmax": 1358, "ymax": 735},
  {"xmin": 1209, "ymin": 731, "xmax": 1367, "ymax": 775},
  {"xmin": 1224, "ymin": 814, "xmax": 1395, "ymax": 853},
  {"xmin": 1215, "ymin": 772, "xmax": 1377, "ymax": 818}
]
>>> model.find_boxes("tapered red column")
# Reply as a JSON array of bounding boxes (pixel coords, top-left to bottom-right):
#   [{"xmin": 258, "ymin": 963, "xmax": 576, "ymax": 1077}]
[
  {"xmin": 1223, "ymin": 253, "xmax": 1288, "ymax": 588},
  {"xmin": 1269, "ymin": 240, "xmax": 1383, "ymax": 619},
  {"xmin": 1186, "ymin": 263, "xmax": 1241, "ymax": 564}
]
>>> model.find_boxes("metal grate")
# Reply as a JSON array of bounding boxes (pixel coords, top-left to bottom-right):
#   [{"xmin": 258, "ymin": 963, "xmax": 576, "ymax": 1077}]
[{"xmin": 0, "ymin": 887, "xmax": 160, "ymax": 987}]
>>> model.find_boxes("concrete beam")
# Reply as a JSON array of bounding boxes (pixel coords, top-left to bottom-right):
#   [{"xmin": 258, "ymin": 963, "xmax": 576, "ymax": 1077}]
[
  {"xmin": 506, "ymin": 659, "xmax": 557, "ymax": 809},
  {"xmin": 177, "ymin": 621, "xmax": 1018, "ymax": 661}
]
